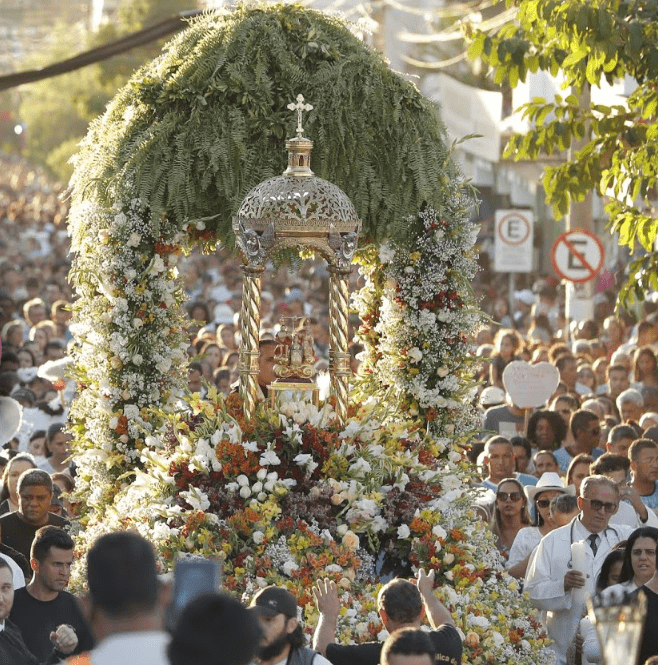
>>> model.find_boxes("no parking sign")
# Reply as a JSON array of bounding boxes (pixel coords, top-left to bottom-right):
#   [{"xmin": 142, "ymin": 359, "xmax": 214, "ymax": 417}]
[{"xmin": 551, "ymin": 229, "xmax": 604, "ymax": 283}]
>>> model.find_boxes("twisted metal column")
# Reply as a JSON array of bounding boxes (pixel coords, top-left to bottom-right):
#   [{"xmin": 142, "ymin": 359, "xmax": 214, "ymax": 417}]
[
  {"xmin": 239, "ymin": 264, "xmax": 264, "ymax": 420},
  {"xmin": 328, "ymin": 265, "xmax": 351, "ymax": 424}
]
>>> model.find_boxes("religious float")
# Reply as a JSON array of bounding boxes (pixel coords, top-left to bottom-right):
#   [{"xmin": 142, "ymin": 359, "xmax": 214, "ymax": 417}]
[{"xmin": 66, "ymin": 5, "xmax": 554, "ymax": 663}]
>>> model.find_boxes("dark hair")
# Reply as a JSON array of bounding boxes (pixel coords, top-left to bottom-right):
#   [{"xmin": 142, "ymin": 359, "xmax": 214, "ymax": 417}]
[
  {"xmin": 0, "ymin": 558, "xmax": 11, "ymax": 575},
  {"xmin": 51, "ymin": 472, "xmax": 75, "ymax": 493},
  {"xmin": 629, "ymin": 438, "xmax": 658, "ymax": 462},
  {"xmin": 287, "ymin": 623, "xmax": 306, "ymax": 651},
  {"xmin": 533, "ymin": 449, "xmax": 558, "ymax": 467},
  {"xmin": 590, "ymin": 452, "xmax": 630, "ymax": 475},
  {"xmin": 187, "ymin": 301, "xmax": 210, "ymax": 323},
  {"xmin": 377, "ymin": 578, "xmax": 423, "ymax": 624},
  {"xmin": 527, "ymin": 410, "xmax": 567, "ymax": 449},
  {"xmin": 566, "ymin": 453, "xmax": 595, "ymax": 488},
  {"xmin": 550, "ymin": 493, "xmax": 578, "ymax": 516},
  {"xmin": 213, "ymin": 367, "xmax": 231, "ymax": 384},
  {"xmin": 168, "ymin": 593, "xmax": 262, "ymax": 665},
  {"xmin": 596, "ymin": 548, "xmax": 625, "ymax": 593},
  {"xmin": 381, "ymin": 628, "xmax": 435, "ymax": 665},
  {"xmin": 17, "ymin": 468, "xmax": 52, "ymax": 495},
  {"xmin": 552, "ymin": 393, "xmax": 580, "ymax": 411},
  {"xmin": 633, "ymin": 346, "xmax": 658, "ymax": 383},
  {"xmin": 492, "ymin": 478, "xmax": 531, "ymax": 536},
  {"xmin": 43, "ymin": 340, "xmax": 64, "ymax": 356},
  {"xmin": 608, "ymin": 424, "xmax": 638, "ymax": 447},
  {"xmin": 618, "ymin": 527, "xmax": 658, "ymax": 584},
  {"xmin": 484, "ymin": 435, "xmax": 512, "ymax": 456},
  {"xmin": 16, "ymin": 348, "xmax": 36, "ymax": 366},
  {"xmin": 570, "ymin": 409, "xmax": 600, "ymax": 438},
  {"xmin": 87, "ymin": 531, "xmax": 158, "ymax": 617},
  {"xmin": 46, "ymin": 422, "xmax": 66, "ymax": 442},
  {"xmin": 31, "ymin": 525, "xmax": 74, "ymax": 562},
  {"xmin": 0, "ymin": 453, "xmax": 37, "ymax": 503},
  {"xmin": 555, "ymin": 353, "xmax": 576, "ymax": 373},
  {"xmin": 510, "ymin": 437, "xmax": 532, "ymax": 459}
]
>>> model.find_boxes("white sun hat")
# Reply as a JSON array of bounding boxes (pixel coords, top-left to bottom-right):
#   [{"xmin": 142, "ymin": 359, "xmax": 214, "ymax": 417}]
[{"xmin": 525, "ymin": 472, "xmax": 574, "ymax": 503}]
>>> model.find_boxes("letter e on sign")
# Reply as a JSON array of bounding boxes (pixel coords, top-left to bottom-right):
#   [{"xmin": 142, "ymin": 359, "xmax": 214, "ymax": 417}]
[
  {"xmin": 551, "ymin": 229, "xmax": 604, "ymax": 284},
  {"xmin": 493, "ymin": 210, "xmax": 534, "ymax": 273}
]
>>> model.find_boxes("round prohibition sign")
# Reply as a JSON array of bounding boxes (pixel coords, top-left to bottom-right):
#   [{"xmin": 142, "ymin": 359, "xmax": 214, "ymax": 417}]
[
  {"xmin": 497, "ymin": 212, "xmax": 531, "ymax": 246},
  {"xmin": 551, "ymin": 229, "xmax": 605, "ymax": 284}
]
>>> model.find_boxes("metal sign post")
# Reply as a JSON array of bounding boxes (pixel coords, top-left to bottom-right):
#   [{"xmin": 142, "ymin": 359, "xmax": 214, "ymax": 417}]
[{"xmin": 551, "ymin": 228, "xmax": 605, "ymax": 324}]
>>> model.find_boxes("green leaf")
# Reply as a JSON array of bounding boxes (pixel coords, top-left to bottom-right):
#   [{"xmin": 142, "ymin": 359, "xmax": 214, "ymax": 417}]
[
  {"xmin": 562, "ymin": 45, "xmax": 588, "ymax": 69},
  {"xmin": 467, "ymin": 35, "xmax": 485, "ymax": 60},
  {"xmin": 638, "ymin": 217, "xmax": 658, "ymax": 252}
]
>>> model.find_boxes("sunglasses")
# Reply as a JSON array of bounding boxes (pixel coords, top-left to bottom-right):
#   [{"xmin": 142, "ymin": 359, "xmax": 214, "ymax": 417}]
[
  {"xmin": 536, "ymin": 499, "xmax": 551, "ymax": 509},
  {"xmin": 585, "ymin": 427, "xmax": 601, "ymax": 435},
  {"xmin": 497, "ymin": 491, "xmax": 522, "ymax": 503},
  {"xmin": 583, "ymin": 497, "xmax": 618, "ymax": 513}
]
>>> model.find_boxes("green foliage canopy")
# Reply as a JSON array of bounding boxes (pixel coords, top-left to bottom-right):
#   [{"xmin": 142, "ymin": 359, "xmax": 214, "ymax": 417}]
[
  {"xmin": 73, "ymin": 3, "xmax": 460, "ymax": 249},
  {"xmin": 468, "ymin": 0, "xmax": 658, "ymax": 306}
]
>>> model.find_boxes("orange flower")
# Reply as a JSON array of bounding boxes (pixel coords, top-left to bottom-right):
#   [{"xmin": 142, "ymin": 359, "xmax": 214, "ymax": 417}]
[
  {"xmin": 409, "ymin": 517, "xmax": 432, "ymax": 535},
  {"xmin": 115, "ymin": 415, "xmax": 128, "ymax": 435},
  {"xmin": 244, "ymin": 507, "xmax": 260, "ymax": 522}
]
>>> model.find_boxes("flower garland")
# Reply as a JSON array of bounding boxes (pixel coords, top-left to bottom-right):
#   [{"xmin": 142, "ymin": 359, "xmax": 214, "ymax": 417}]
[{"xmin": 353, "ymin": 205, "xmax": 482, "ymax": 441}]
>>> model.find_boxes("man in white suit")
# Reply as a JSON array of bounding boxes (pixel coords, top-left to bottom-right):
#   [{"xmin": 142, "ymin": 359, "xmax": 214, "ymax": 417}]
[{"xmin": 524, "ymin": 475, "xmax": 634, "ymax": 665}]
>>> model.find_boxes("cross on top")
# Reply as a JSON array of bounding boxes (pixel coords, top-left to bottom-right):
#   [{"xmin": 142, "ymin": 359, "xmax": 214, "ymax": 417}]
[{"xmin": 287, "ymin": 94, "xmax": 313, "ymax": 138}]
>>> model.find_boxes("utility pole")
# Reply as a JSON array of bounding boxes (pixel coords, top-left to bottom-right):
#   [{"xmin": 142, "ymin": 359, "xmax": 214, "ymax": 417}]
[{"xmin": 564, "ymin": 85, "xmax": 594, "ymax": 329}]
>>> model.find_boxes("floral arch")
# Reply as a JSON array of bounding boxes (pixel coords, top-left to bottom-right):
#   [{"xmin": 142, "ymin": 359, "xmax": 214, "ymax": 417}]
[{"xmin": 66, "ymin": 4, "xmax": 553, "ymax": 664}]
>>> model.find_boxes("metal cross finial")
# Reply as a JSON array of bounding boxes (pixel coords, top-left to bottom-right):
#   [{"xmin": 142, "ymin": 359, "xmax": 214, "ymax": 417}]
[{"xmin": 287, "ymin": 94, "xmax": 313, "ymax": 138}]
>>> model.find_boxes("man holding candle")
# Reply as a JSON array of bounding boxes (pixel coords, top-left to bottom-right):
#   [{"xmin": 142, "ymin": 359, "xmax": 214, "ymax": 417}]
[{"xmin": 524, "ymin": 475, "xmax": 635, "ymax": 665}]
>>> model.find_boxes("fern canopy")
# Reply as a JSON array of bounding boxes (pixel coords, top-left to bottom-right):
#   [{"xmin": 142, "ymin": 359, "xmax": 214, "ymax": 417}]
[{"xmin": 73, "ymin": 3, "xmax": 459, "ymax": 250}]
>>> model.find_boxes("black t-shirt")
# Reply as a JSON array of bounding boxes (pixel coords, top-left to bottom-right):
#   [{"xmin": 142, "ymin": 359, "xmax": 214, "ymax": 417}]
[
  {"xmin": 0, "ymin": 543, "xmax": 31, "ymax": 581},
  {"xmin": 10, "ymin": 587, "xmax": 94, "ymax": 663},
  {"xmin": 326, "ymin": 625, "xmax": 462, "ymax": 665},
  {"xmin": 0, "ymin": 512, "xmax": 68, "ymax": 562}
]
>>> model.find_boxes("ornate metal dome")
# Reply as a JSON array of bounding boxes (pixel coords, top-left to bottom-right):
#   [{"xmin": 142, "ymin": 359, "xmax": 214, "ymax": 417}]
[{"xmin": 232, "ymin": 96, "xmax": 361, "ymax": 267}]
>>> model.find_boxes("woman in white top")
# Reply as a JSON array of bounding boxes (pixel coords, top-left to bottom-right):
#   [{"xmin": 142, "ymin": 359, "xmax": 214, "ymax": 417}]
[
  {"xmin": 582, "ymin": 526, "xmax": 658, "ymax": 664},
  {"xmin": 491, "ymin": 478, "xmax": 531, "ymax": 561},
  {"xmin": 507, "ymin": 472, "xmax": 572, "ymax": 579}
]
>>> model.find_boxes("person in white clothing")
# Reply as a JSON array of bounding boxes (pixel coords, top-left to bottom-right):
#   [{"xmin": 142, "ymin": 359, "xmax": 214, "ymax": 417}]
[
  {"xmin": 590, "ymin": 453, "xmax": 658, "ymax": 528},
  {"xmin": 74, "ymin": 531, "xmax": 170, "ymax": 665},
  {"xmin": 524, "ymin": 475, "xmax": 635, "ymax": 665},
  {"xmin": 507, "ymin": 472, "xmax": 574, "ymax": 579}
]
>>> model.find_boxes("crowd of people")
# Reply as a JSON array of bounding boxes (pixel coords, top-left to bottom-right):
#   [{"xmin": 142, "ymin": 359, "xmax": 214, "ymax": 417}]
[
  {"xmin": 3, "ymin": 149, "xmax": 658, "ymax": 664},
  {"xmin": 467, "ymin": 276, "xmax": 658, "ymax": 664}
]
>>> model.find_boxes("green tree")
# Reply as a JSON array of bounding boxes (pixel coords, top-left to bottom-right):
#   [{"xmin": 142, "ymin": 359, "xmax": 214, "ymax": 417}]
[
  {"xmin": 17, "ymin": 0, "xmax": 192, "ymax": 181},
  {"xmin": 467, "ymin": 0, "xmax": 658, "ymax": 307}
]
